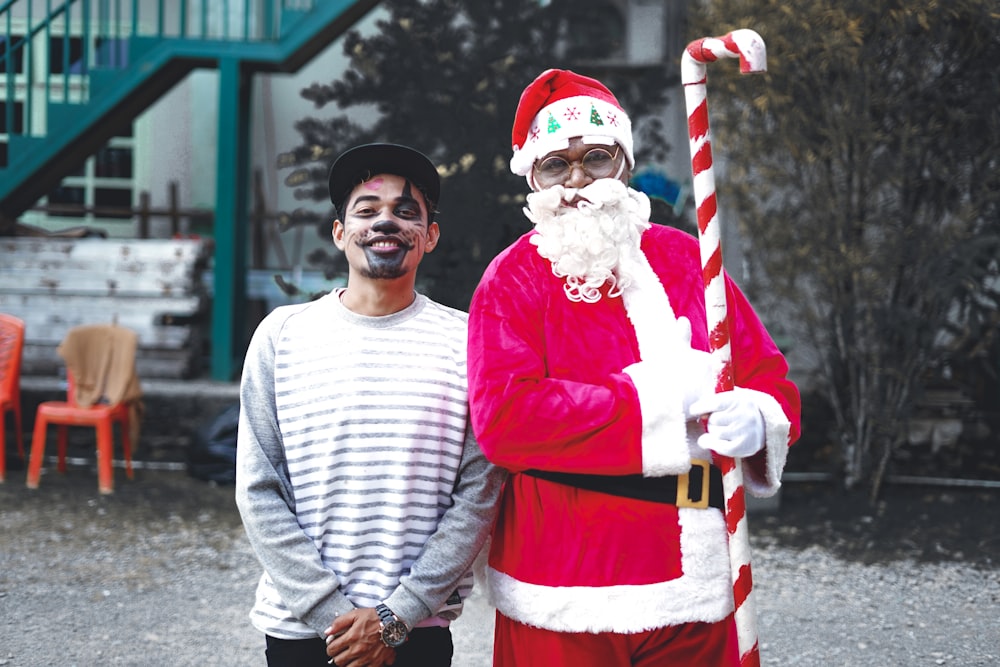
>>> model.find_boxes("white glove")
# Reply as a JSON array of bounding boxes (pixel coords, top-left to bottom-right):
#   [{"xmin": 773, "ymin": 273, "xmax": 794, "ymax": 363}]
[
  {"xmin": 675, "ymin": 347, "xmax": 720, "ymax": 420},
  {"xmin": 690, "ymin": 389, "xmax": 765, "ymax": 458},
  {"xmin": 661, "ymin": 316, "xmax": 721, "ymax": 418}
]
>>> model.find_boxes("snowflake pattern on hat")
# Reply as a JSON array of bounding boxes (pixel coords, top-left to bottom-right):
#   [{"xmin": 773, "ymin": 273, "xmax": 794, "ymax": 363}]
[{"xmin": 510, "ymin": 69, "xmax": 633, "ymax": 177}]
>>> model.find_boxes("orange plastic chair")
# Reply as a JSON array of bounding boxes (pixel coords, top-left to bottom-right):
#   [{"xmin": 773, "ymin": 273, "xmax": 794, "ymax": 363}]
[
  {"xmin": 26, "ymin": 325, "xmax": 140, "ymax": 494},
  {"xmin": 0, "ymin": 313, "xmax": 27, "ymax": 482}
]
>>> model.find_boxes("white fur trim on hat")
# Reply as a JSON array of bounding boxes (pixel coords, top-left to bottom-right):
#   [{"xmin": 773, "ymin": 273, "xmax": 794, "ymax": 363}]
[{"xmin": 510, "ymin": 94, "xmax": 634, "ymax": 176}]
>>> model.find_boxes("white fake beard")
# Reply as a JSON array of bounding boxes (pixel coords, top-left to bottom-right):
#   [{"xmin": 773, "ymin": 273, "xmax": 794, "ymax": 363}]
[{"xmin": 524, "ymin": 179, "xmax": 652, "ymax": 303}]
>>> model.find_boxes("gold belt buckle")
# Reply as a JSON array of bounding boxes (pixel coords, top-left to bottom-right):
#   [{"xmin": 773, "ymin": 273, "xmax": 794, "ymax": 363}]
[{"xmin": 676, "ymin": 459, "xmax": 711, "ymax": 509}]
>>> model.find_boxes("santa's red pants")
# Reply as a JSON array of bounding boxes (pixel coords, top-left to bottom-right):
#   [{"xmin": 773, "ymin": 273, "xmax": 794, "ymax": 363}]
[{"xmin": 493, "ymin": 611, "xmax": 739, "ymax": 666}]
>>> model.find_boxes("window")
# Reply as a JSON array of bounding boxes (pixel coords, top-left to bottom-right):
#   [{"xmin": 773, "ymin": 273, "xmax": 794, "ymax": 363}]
[
  {"xmin": 48, "ymin": 35, "xmax": 86, "ymax": 74},
  {"xmin": 48, "ymin": 185, "xmax": 86, "ymax": 217},
  {"xmin": 0, "ymin": 101, "xmax": 24, "ymax": 134},
  {"xmin": 41, "ymin": 132, "xmax": 135, "ymax": 227},
  {"xmin": 94, "ymin": 36, "xmax": 128, "ymax": 68},
  {"xmin": 95, "ymin": 187, "xmax": 133, "ymax": 218},
  {"xmin": 560, "ymin": 1, "xmax": 626, "ymax": 61},
  {"xmin": 95, "ymin": 146, "xmax": 133, "ymax": 179},
  {"xmin": 0, "ymin": 35, "xmax": 27, "ymax": 74},
  {"xmin": 12, "ymin": 23, "xmax": 140, "ymax": 237}
]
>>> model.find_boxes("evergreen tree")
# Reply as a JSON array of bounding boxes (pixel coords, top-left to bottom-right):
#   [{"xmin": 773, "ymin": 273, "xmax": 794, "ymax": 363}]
[{"xmin": 278, "ymin": 0, "xmax": 674, "ymax": 309}]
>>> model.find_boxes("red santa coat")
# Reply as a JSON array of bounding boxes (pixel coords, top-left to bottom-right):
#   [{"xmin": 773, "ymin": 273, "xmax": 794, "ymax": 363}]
[{"xmin": 467, "ymin": 223, "xmax": 801, "ymax": 634}]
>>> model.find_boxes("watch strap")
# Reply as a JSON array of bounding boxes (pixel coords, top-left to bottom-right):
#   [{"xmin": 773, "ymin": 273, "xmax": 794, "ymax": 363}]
[{"xmin": 375, "ymin": 603, "xmax": 394, "ymax": 624}]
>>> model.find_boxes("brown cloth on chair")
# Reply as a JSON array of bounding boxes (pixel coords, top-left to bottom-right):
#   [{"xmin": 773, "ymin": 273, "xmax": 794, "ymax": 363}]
[{"xmin": 57, "ymin": 324, "xmax": 144, "ymax": 447}]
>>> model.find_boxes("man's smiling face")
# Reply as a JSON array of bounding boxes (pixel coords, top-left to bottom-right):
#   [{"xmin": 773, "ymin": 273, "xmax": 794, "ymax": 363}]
[{"xmin": 333, "ymin": 173, "xmax": 439, "ymax": 281}]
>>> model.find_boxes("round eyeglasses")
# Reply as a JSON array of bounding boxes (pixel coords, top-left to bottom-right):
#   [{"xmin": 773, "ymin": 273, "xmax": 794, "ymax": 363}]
[{"xmin": 533, "ymin": 146, "xmax": 622, "ymax": 187}]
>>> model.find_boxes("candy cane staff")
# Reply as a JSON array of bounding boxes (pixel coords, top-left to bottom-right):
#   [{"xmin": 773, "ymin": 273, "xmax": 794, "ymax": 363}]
[
  {"xmin": 467, "ymin": 67, "xmax": 801, "ymax": 667},
  {"xmin": 682, "ymin": 28, "xmax": 768, "ymax": 667}
]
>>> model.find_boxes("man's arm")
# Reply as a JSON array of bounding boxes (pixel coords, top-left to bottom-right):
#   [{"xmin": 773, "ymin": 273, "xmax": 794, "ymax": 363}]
[
  {"xmin": 382, "ymin": 427, "xmax": 505, "ymax": 629},
  {"xmin": 234, "ymin": 311, "xmax": 355, "ymax": 636}
]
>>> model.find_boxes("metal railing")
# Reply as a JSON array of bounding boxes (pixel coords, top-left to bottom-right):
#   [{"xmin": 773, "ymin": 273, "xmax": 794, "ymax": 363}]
[{"xmin": 0, "ymin": 0, "xmax": 315, "ymax": 141}]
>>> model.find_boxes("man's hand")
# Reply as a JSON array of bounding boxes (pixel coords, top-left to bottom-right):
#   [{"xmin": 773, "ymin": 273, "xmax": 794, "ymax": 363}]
[
  {"xmin": 324, "ymin": 608, "xmax": 397, "ymax": 667},
  {"xmin": 690, "ymin": 389, "xmax": 765, "ymax": 458}
]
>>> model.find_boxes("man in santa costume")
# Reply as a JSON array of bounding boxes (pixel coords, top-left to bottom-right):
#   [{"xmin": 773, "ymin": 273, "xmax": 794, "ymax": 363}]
[{"xmin": 467, "ymin": 69, "xmax": 801, "ymax": 666}]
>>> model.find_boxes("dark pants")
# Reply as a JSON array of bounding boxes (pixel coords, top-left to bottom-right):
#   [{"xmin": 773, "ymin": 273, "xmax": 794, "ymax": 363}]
[{"xmin": 265, "ymin": 627, "xmax": 454, "ymax": 667}]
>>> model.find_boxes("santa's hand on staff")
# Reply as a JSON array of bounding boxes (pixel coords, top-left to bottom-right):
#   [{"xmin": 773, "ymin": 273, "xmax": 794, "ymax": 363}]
[
  {"xmin": 624, "ymin": 319, "xmax": 722, "ymax": 425},
  {"xmin": 691, "ymin": 389, "xmax": 766, "ymax": 458},
  {"xmin": 674, "ymin": 347, "xmax": 721, "ymax": 419},
  {"xmin": 667, "ymin": 315, "xmax": 726, "ymax": 420}
]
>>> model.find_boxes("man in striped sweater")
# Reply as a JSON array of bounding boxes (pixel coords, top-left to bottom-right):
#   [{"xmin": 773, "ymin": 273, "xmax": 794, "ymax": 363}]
[{"xmin": 236, "ymin": 143, "xmax": 505, "ymax": 667}]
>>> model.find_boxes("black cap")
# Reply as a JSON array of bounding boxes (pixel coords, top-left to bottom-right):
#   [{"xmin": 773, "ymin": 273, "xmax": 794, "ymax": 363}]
[{"xmin": 327, "ymin": 143, "xmax": 440, "ymax": 215}]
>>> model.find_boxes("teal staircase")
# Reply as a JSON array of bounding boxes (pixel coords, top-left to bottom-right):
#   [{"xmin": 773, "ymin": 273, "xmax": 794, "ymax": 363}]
[{"xmin": 0, "ymin": 0, "xmax": 380, "ymax": 379}]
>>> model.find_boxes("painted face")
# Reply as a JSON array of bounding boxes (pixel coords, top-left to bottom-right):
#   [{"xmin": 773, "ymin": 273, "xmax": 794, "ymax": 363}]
[{"xmin": 333, "ymin": 173, "xmax": 439, "ymax": 281}]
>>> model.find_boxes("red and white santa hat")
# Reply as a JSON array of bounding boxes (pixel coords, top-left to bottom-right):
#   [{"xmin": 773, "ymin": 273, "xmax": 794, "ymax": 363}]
[{"xmin": 510, "ymin": 69, "xmax": 634, "ymax": 177}]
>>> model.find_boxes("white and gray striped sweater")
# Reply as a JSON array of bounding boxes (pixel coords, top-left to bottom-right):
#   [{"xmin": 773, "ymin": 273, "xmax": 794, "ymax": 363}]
[{"xmin": 236, "ymin": 291, "xmax": 503, "ymax": 640}]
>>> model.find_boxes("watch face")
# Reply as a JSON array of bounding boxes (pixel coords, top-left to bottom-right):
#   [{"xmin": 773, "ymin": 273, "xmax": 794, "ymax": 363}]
[{"xmin": 381, "ymin": 620, "xmax": 408, "ymax": 647}]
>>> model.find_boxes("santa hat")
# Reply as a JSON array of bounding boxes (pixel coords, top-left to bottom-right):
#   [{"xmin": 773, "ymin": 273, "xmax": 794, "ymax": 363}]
[{"xmin": 510, "ymin": 69, "xmax": 634, "ymax": 177}]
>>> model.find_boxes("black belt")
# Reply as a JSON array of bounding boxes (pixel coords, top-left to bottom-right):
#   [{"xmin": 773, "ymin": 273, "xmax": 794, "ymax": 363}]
[{"xmin": 523, "ymin": 459, "xmax": 724, "ymax": 509}]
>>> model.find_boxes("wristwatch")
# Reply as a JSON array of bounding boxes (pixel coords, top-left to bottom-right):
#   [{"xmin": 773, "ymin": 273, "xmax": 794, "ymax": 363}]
[{"xmin": 375, "ymin": 603, "xmax": 408, "ymax": 648}]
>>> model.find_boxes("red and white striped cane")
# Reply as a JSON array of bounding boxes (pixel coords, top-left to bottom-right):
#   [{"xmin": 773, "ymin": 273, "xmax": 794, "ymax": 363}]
[{"xmin": 681, "ymin": 29, "xmax": 767, "ymax": 667}]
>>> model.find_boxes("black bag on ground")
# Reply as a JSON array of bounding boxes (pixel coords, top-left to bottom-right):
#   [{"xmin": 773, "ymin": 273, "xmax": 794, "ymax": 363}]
[{"xmin": 187, "ymin": 403, "xmax": 240, "ymax": 484}]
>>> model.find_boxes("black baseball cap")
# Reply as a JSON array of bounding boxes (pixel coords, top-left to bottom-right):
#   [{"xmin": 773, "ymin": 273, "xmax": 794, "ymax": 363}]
[{"xmin": 327, "ymin": 143, "xmax": 441, "ymax": 216}]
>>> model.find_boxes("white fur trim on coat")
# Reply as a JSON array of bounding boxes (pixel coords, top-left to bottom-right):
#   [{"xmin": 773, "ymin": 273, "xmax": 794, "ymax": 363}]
[
  {"xmin": 738, "ymin": 387, "xmax": 792, "ymax": 497},
  {"xmin": 623, "ymin": 361, "xmax": 691, "ymax": 475},
  {"xmin": 619, "ymin": 239, "xmax": 716, "ymax": 476},
  {"xmin": 486, "ymin": 507, "xmax": 734, "ymax": 633}
]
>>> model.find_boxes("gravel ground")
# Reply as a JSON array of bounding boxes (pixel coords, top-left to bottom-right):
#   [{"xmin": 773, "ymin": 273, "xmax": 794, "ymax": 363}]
[{"xmin": 1, "ymin": 463, "xmax": 998, "ymax": 666}]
